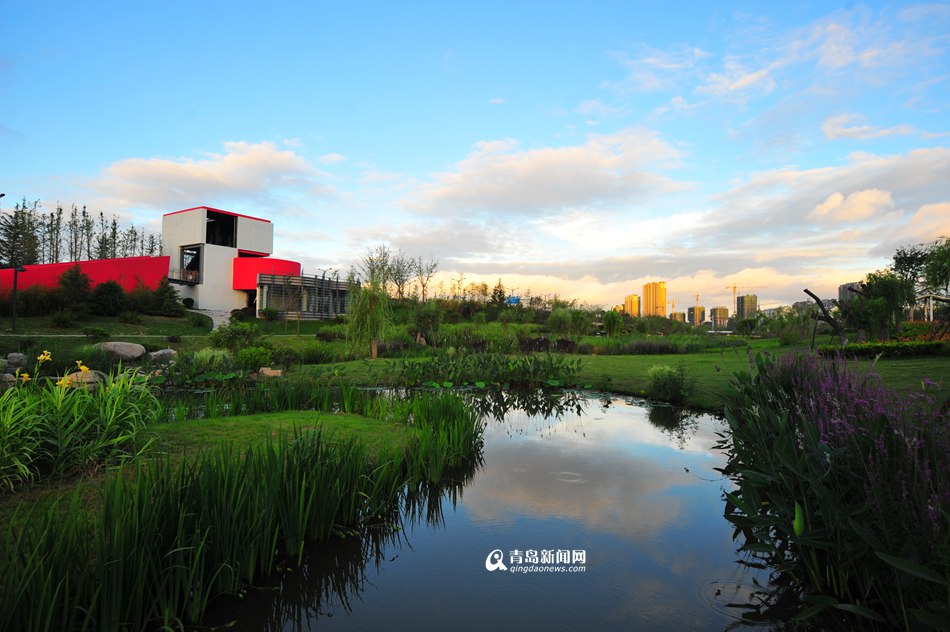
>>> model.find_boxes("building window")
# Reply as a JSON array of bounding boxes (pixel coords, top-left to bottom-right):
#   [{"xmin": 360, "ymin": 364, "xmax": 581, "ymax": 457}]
[
  {"xmin": 181, "ymin": 246, "xmax": 202, "ymax": 283},
  {"xmin": 206, "ymin": 211, "xmax": 237, "ymax": 247}
]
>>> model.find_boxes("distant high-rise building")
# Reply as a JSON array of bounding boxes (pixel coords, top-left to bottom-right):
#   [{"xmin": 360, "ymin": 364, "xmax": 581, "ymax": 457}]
[
  {"xmin": 687, "ymin": 306, "xmax": 705, "ymax": 325},
  {"xmin": 642, "ymin": 282, "xmax": 666, "ymax": 317},
  {"xmin": 670, "ymin": 312, "xmax": 686, "ymax": 322},
  {"xmin": 711, "ymin": 306, "xmax": 729, "ymax": 329},
  {"xmin": 624, "ymin": 294, "xmax": 640, "ymax": 317},
  {"xmin": 612, "ymin": 304, "xmax": 624, "ymax": 313},
  {"xmin": 838, "ymin": 282, "xmax": 861, "ymax": 304},
  {"xmin": 736, "ymin": 294, "xmax": 758, "ymax": 320}
]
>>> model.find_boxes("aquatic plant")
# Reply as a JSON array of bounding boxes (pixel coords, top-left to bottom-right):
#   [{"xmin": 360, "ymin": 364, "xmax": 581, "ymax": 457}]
[{"xmin": 719, "ymin": 352, "xmax": 950, "ymax": 628}]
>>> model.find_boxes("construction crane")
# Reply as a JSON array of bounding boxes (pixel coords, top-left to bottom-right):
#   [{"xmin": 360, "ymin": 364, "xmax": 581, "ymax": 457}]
[{"xmin": 725, "ymin": 284, "xmax": 765, "ymax": 316}]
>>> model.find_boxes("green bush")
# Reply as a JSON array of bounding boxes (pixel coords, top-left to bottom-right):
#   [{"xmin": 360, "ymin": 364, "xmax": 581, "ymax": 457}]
[
  {"xmin": 646, "ymin": 365, "xmax": 690, "ymax": 404},
  {"xmin": 50, "ymin": 310, "xmax": 76, "ymax": 329},
  {"xmin": 90, "ymin": 281, "xmax": 126, "ymax": 317},
  {"xmin": 187, "ymin": 311, "xmax": 211, "ymax": 329},
  {"xmin": 236, "ymin": 346, "xmax": 272, "ymax": 372},
  {"xmin": 261, "ymin": 307, "xmax": 280, "ymax": 322},
  {"xmin": 118, "ymin": 310, "xmax": 142, "ymax": 325},
  {"xmin": 192, "ymin": 348, "xmax": 234, "ymax": 373},
  {"xmin": 209, "ymin": 321, "xmax": 263, "ymax": 353}
]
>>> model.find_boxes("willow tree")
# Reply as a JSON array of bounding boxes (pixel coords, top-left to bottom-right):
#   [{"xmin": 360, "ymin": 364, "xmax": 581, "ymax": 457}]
[{"xmin": 346, "ymin": 284, "xmax": 391, "ymax": 359}]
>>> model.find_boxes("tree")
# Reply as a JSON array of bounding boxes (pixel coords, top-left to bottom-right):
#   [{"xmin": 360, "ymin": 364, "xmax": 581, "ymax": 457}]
[
  {"xmin": 491, "ymin": 279, "xmax": 506, "ymax": 306},
  {"xmin": 388, "ymin": 249, "xmax": 414, "ymax": 299},
  {"xmin": 0, "ymin": 198, "xmax": 41, "ymax": 267},
  {"xmin": 413, "ymin": 255, "xmax": 438, "ymax": 302},
  {"xmin": 91, "ymin": 280, "xmax": 126, "ymax": 316},
  {"xmin": 842, "ymin": 270, "xmax": 915, "ymax": 340},
  {"xmin": 602, "ymin": 310, "xmax": 623, "ymax": 338},
  {"xmin": 355, "ymin": 245, "xmax": 392, "ymax": 291},
  {"xmin": 925, "ymin": 238, "xmax": 950, "ymax": 295},
  {"xmin": 346, "ymin": 285, "xmax": 390, "ymax": 359},
  {"xmin": 58, "ymin": 264, "xmax": 92, "ymax": 306}
]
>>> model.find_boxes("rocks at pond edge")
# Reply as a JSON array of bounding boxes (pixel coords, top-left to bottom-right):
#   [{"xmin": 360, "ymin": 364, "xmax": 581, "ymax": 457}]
[
  {"xmin": 67, "ymin": 370, "xmax": 108, "ymax": 393},
  {"xmin": 95, "ymin": 341, "xmax": 147, "ymax": 361},
  {"xmin": 6, "ymin": 352, "xmax": 27, "ymax": 369},
  {"xmin": 259, "ymin": 367, "xmax": 282, "ymax": 378},
  {"xmin": 148, "ymin": 349, "xmax": 178, "ymax": 363}
]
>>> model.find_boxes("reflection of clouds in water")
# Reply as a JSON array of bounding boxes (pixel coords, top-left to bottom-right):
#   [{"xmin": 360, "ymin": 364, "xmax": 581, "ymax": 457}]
[
  {"xmin": 465, "ymin": 399, "xmax": 721, "ymax": 542},
  {"xmin": 469, "ymin": 427, "xmax": 709, "ymax": 540}
]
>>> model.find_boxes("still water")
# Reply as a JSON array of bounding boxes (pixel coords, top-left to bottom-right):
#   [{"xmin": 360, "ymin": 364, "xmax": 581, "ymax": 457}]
[{"xmin": 205, "ymin": 392, "xmax": 775, "ymax": 631}]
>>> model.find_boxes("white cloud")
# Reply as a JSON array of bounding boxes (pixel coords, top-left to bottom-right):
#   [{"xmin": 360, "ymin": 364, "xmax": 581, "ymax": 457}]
[
  {"xmin": 696, "ymin": 58, "xmax": 776, "ymax": 99},
  {"xmin": 822, "ymin": 114, "xmax": 916, "ymax": 140},
  {"xmin": 488, "ymin": 97, "xmax": 506, "ymax": 105},
  {"xmin": 407, "ymin": 129, "xmax": 687, "ymax": 216},
  {"xmin": 90, "ymin": 141, "xmax": 332, "ymax": 211},
  {"xmin": 808, "ymin": 189, "xmax": 895, "ymax": 221},
  {"xmin": 318, "ymin": 153, "xmax": 347, "ymax": 164}
]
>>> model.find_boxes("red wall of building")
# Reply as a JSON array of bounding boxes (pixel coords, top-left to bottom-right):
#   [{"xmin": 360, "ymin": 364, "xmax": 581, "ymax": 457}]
[
  {"xmin": 232, "ymin": 257, "xmax": 301, "ymax": 290},
  {"xmin": 0, "ymin": 256, "xmax": 171, "ymax": 294}
]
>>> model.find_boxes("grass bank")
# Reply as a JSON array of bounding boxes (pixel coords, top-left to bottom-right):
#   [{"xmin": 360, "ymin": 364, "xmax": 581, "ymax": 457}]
[{"xmin": 300, "ymin": 347, "xmax": 950, "ymax": 412}]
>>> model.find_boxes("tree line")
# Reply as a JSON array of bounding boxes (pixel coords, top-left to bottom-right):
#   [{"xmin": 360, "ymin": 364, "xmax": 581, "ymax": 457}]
[{"xmin": 0, "ymin": 197, "xmax": 161, "ymax": 268}]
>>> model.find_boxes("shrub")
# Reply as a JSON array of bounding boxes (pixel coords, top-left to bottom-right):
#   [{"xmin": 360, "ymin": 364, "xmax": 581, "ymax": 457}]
[
  {"xmin": 209, "ymin": 321, "xmax": 262, "ymax": 353},
  {"xmin": 187, "ymin": 311, "xmax": 211, "ymax": 329},
  {"xmin": 57, "ymin": 264, "xmax": 92, "ymax": 306},
  {"xmin": 118, "ymin": 310, "xmax": 142, "ymax": 325},
  {"xmin": 147, "ymin": 279, "xmax": 186, "ymax": 317},
  {"xmin": 818, "ymin": 340, "xmax": 944, "ymax": 358},
  {"xmin": 192, "ymin": 348, "xmax": 234, "ymax": 373},
  {"xmin": 270, "ymin": 347, "xmax": 300, "ymax": 371},
  {"xmin": 229, "ymin": 308, "xmax": 249, "ymax": 323},
  {"xmin": 236, "ymin": 346, "xmax": 272, "ymax": 372},
  {"xmin": 50, "ymin": 310, "xmax": 76, "ymax": 329},
  {"xmin": 261, "ymin": 307, "xmax": 280, "ymax": 322},
  {"xmin": 90, "ymin": 281, "xmax": 126, "ymax": 317},
  {"xmin": 82, "ymin": 327, "xmax": 110, "ymax": 341},
  {"xmin": 182, "ymin": 297, "xmax": 195, "ymax": 309},
  {"xmin": 646, "ymin": 365, "xmax": 689, "ymax": 404},
  {"xmin": 411, "ymin": 301, "xmax": 442, "ymax": 346}
]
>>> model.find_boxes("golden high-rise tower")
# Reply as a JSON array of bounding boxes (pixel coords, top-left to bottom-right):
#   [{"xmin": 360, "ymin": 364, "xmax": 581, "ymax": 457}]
[{"xmin": 642, "ymin": 281, "xmax": 667, "ymax": 317}]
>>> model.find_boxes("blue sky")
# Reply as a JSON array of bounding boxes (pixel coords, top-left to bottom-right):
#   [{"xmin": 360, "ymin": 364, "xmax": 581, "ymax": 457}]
[{"xmin": 3, "ymin": 1, "xmax": 949, "ymax": 310}]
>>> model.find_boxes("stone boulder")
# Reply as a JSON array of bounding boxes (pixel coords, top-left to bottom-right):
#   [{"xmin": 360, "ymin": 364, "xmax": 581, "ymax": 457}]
[
  {"xmin": 95, "ymin": 342, "xmax": 147, "ymax": 362},
  {"xmin": 67, "ymin": 369, "xmax": 108, "ymax": 393},
  {"xmin": 259, "ymin": 367, "xmax": 283, "ymax": 378},
  {"xmin": 148, "ymin": 348, "xmax": 178, "ymax": 364},
  {"xmin": 6, "ymin": 353, "xmax": 27, "ymax": 369}
]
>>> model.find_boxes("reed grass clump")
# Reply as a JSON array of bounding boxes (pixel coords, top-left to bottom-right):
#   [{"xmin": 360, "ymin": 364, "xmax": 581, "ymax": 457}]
[
  {"xmin": 396, "ymin": 351, "xmax": 583, "ymax": 388},
  {"xmin": 1, "ymin": 387, "xmax": 485, "ymax": 630},
  {"xmin": 719, "ymin": 352, "xmax": 950, "ymax": 628}
]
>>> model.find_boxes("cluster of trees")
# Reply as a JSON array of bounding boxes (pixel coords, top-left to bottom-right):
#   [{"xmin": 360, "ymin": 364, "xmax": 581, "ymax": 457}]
[{"xmin": 0, "ymin": 198, "xmax": 161, "ymax": 268}]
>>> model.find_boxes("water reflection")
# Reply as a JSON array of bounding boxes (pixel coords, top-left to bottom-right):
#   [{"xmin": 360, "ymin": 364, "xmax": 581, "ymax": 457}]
[
  {"xmin": 201, "ymin": 390, "xmax": 794, "ymax": 631},
  {"xmin": 202, "ymin": 464, "xmax": 479, "ymax": 631}
]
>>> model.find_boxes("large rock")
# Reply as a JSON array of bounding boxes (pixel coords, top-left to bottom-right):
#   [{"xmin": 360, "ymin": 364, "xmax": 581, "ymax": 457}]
[
  {"xmin": 148, "ymin": 348, "xmax": 178, "ymax": 364},
  {"xmin": 67, "ymin": 369, "xmax": 107, "ymax": 393},
  {"xmin": 96, "ymin": 341, "xmax": 147, "ymax": 362},
  {"xmin": 6, "ymin": 353, "xmax": 27, "ymax": 369}
]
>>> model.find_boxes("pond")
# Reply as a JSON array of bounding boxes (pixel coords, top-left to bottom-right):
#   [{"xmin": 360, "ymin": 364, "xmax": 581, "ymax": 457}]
[{"xmin": 203, "ymin": 392, "xmax": 784, "ymax": 631}]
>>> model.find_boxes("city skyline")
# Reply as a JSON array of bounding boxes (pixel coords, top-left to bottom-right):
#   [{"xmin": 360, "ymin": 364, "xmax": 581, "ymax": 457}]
[{"xmin": 3, "ymin": 2, "xmax": 949, "ymax": 310}]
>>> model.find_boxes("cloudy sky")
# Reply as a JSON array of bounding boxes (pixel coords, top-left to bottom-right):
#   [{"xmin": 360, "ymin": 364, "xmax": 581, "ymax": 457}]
[{"xmin": 3, "ymin": 1, "xmax": 949, "ymax": 311}]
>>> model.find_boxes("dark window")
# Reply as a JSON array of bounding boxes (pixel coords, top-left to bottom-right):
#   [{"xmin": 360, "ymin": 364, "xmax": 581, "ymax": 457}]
[{"xmin": 206, "ymin": 211, "xmax": 237, "ymax": 247}]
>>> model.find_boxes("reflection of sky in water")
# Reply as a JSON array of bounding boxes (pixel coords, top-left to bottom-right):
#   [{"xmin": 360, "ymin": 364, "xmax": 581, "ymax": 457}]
[{"xmin": 209, "ymin": 396, "xmax": 769, "ymax": 631}]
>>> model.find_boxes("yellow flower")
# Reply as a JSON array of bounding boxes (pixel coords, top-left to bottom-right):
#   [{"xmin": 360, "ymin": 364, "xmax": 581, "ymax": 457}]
[
  {"xmin": 76, "ymin": 360, "xmax": 90, "ymax": 373},
  {"xmin": 20, "ymin": 373, "xmax": 31, "ymax": 383},
  {"xmin": 56, "ymin": 377, "xmax": 71, "ymax": 388},
  {"xmin": 37, "ymin": 350, "xmax": 52, "ymax": 363}
]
